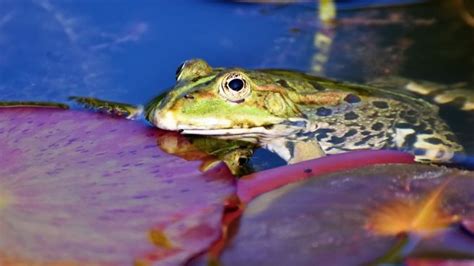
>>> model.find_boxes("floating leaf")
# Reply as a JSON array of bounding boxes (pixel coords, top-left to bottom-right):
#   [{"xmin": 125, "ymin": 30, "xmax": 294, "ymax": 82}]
[
  {"xmin": 188, "ymin": 150, "xmax": 415, "ymax": 264},
  {"xmin": 237, "ymin": 150, "xmax": 414, "ymax": 203},
  {"xmin": 220, "ymin": 164, "xmax": 474, "ymax": 265},
  {"xmin": 0, "ymin": 108, "xmax": 235, "ymax": 265}
]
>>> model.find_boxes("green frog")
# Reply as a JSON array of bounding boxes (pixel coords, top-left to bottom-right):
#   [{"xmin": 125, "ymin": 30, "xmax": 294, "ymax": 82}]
[
  {"xmin": 2, "ymin": 59, "xmax": 471, "ymax": 170},
  {"xmin": 146, "ymin": 59, "xmax": 466, "ymax": 164}
]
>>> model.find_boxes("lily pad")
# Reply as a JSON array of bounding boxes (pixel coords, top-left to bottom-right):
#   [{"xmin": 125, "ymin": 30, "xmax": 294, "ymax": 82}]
[
  {"xmin": 0, "ymin": 108, "xmax": 235, "ymax": 265},
  {"xmin": 237, "ymin": 150, "xmax": 414, "ymax": 203},
  {"xmin": 221, "ymin": 164, "xmax": 474, "ymax": 265}
]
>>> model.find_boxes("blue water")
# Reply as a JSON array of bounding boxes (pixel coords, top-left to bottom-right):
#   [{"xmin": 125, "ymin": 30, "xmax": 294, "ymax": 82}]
[
  {"xmin": 0, "ymin": 1, "xmax": 438, "ymax": 103},
  {"xmin": 0, "ymin": 1, "xmax": 292, "ymax": 104}
]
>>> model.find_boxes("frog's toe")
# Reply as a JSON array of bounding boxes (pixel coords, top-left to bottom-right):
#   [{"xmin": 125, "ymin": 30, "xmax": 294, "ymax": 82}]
[{"xmin": 265, "ymin": 138, "xmax": 325, "ymax": 164}]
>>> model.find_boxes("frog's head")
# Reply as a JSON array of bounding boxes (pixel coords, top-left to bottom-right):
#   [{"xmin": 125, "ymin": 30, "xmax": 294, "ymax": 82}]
[{"xmin": 146, "ymin": 59, "xmax": 306, "ymax": 139}]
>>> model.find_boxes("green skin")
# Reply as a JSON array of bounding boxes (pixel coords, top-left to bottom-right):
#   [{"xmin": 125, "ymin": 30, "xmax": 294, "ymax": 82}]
[
  {"xmin": 2, "ymin": 59, "xmax": 471, "ymax": 171},
  {"xmin": 146, "ymin": 59, "xmax": 464, "ymax": 164}
]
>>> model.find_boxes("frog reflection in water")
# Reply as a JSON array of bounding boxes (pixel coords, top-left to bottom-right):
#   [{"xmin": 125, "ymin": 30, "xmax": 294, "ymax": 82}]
[{"xmin": 4, "ymin": 59, "xmax": 471, "ymax": 174}]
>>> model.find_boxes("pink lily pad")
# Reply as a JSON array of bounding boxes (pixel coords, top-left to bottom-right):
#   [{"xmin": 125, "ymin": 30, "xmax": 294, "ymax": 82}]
[
  {"xmin": 221, "ymin": 164, "xmax": 474, "ymax": 265},
  {"xmin": 191, "ymin": 150, "xmax": 416, "ymax": 264},
  {"xmin": 0, "ymin": 108, "xmax": 235, "ymax": 265}
]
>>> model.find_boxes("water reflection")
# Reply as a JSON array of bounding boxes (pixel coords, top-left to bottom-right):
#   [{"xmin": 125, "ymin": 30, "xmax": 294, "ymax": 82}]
[{"xmin": 156, "ymin": 130, "xmax": 257, "ymax": 176}]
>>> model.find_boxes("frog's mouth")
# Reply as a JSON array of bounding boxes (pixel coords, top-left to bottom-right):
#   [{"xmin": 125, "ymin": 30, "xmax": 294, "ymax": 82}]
[
  {"xmin": 181, "ymin": 127, "xmax": 289, "ymax": 140},
  {"xmin": 180, "ymin": 126, "xmax": 304, "ymax": 144},
  {"xmin": 152, "ymin": 110, "xmax": 314, "ymax": 141}
]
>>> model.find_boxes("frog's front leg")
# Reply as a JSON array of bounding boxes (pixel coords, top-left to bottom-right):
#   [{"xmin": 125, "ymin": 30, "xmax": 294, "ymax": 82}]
[
  {"xmin": 69, "ymin": 96, "xmax": 143, "ymax": 119},
  {"xmin": 218, "ymin": 147, "xmax": 255, "ymax": 176},
  {"xmin": 264, "ymin": 138, "xmax": 326, "ymax": 164}
]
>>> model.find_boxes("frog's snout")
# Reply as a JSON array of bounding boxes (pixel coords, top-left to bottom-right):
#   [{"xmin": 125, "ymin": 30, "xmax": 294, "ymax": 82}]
[{"xmin": 151, "ymin": 110, "xmax": 179, "ymax": 131}]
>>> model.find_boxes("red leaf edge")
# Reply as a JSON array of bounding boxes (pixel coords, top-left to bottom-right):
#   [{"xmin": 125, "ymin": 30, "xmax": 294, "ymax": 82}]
[{"xmin": 237, "ymin": 150, "xmax": 415, "ymax": 204}]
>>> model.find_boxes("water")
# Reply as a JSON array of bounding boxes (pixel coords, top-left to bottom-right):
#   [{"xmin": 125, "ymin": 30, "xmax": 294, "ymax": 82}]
[
  {"xmin": 1, "ymin": 0, "xmax": 473, "ymax": 157},
  {"xmin": 0, "ymin": 0, "xmax": 288, "ymax": 103}
]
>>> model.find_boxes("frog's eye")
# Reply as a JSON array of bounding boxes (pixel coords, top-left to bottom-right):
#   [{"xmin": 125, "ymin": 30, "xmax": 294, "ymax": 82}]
[{"xmin": 219, "ymin": 73, "xmax": 251, "ymax": 103}]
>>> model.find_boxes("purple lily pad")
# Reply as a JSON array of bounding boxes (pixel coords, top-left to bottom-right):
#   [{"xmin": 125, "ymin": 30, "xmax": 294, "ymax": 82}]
[
  {"xmin": 0, "ymin": 108, "xmax": 235, "ymax": 265},
  {"xmin": 221, "ymin": 164, "xmax": 474, "ymax": 265}
]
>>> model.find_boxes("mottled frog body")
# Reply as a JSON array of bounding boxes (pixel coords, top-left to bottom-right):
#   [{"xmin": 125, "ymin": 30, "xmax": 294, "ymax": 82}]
[
  {"xmin": 9, "ymin": 59, "xmax": 463, "ymax": 169},
  {"xmin": 147, "ymin": 59, "xmax": 463, "ymax": 164}
]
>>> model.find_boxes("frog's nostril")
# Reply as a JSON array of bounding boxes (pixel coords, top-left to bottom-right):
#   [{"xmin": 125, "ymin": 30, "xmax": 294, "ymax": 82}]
[{"xmin": 184, "ymin": 94, "xmax": 194, "ymax": 99}]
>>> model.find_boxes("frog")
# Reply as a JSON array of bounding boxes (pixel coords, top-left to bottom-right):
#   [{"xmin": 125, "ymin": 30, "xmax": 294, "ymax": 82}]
[
  {"xmin": 1, "ymin": 59, "xmax": 472, "ymax": 172},
  {"xmin": 145, "ymin": 59, "xmax": 468, "ymax": 165}
]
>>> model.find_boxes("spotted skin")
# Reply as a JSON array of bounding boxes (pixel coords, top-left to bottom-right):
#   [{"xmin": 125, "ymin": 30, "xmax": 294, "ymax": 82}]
[
  {"xmin": 223, "ymin": 69, "xmax": 464, "ymax": 163},
  {"xmin": 1, "ymin": 60, "xmax": 466, "ymax": 167},
  {"xmin": 301, "ymin": 96, "xmax": 462, "ymax": 162}
]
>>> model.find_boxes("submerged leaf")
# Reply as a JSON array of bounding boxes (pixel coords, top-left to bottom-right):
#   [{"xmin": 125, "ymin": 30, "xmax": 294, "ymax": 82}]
[{"xmin": 220, "ymin": 164, "xmax": 474, "ymax": 265}]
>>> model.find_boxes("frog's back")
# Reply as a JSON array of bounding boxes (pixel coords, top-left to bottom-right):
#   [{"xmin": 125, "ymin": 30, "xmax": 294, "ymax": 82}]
[{"xmin": 259, "ymin": 70, "xmax": 463, "ymax": 162}]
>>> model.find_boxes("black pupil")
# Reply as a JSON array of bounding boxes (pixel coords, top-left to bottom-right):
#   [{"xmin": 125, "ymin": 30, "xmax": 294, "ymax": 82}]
[{"xmin": 228, "ymin": 78, "xmax": 244, "ymax": 91}]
